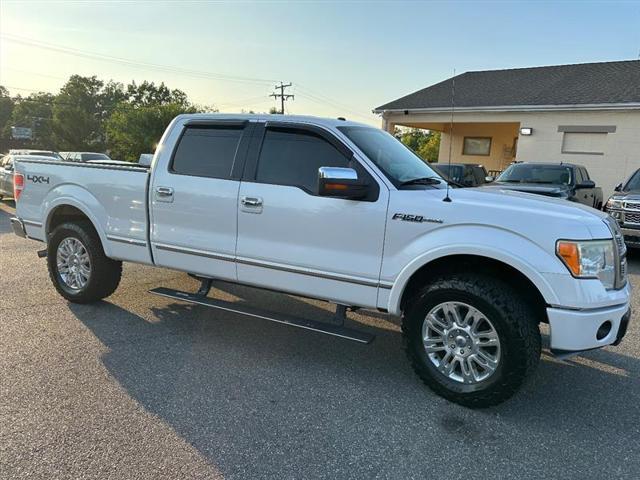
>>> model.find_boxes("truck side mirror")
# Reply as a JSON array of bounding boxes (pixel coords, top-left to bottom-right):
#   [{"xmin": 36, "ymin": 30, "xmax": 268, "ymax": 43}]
[
  {"xmin": 318, "ymin": 167, "xmax": 368, "ymax": 199},
  {"xmin": 485, "ymin": 175, "xmax": 495, "ymax": 183},
  {"xmin": 576, "ymin": 180, "xmax": 596, "ymax": 189},
  {"xmin": 614, "ymin": 183, "xmax": 623, "ymax": 192}
]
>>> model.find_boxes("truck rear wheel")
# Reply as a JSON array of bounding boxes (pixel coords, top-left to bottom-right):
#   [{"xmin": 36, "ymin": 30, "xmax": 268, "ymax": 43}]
[
  {"xmin": 402, "ymin": 273, "xmax": 541, "ymax": 408},
  {"xmin": 47, "ymin": 221, "xmax": 122, "ymax": 303}
]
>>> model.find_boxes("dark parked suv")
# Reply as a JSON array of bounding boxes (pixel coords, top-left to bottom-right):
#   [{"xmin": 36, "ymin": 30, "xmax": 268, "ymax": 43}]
[
  {"xmin": 490, "ymin": 162, "xmax": 603, "ymax": 209},
  {"xmin": 605, "ymin": 168, "xmax": 640, "ymax": 248}
]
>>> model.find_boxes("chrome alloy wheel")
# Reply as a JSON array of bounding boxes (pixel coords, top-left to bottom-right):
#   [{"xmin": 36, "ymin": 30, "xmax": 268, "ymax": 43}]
[
  {"xmin": 422, "ymin": 301, "xmax": 501, "ymax": 384},
  {"xmin": 56, "ymin": 237, "xmax": 91, "ymax": 290}
]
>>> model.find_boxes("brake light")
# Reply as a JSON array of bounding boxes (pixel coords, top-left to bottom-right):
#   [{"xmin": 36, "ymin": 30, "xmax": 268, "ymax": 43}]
[{"xmin": 13, "ymin": 173, "xmax": 24, "ymax": 201}]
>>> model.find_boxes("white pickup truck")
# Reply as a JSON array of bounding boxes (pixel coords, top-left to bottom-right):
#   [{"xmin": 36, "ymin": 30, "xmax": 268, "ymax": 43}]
[{"xmin": 10, "ymin": 114, "xmax": 632, "ymax": 407}]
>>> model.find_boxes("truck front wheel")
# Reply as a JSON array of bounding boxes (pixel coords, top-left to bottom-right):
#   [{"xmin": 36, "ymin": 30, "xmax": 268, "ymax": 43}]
[
  {"xmin": 402, "ymin": 273, "xmax": 541, "ymax": 408},
  {"xmin": 47, "ymin": 221, "xmax": 122, "ymax": 303}
]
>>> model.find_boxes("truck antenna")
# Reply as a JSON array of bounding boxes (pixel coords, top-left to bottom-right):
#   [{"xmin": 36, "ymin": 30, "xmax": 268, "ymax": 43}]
[{"xmin": 443, "ymin": 68, "xmax": 456, "ymax": 203}]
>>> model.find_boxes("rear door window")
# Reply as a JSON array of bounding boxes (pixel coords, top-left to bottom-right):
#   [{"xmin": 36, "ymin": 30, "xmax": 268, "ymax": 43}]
[{"xmin": 171, "ymin": 125, "xmax": 244, "ymax": 179}]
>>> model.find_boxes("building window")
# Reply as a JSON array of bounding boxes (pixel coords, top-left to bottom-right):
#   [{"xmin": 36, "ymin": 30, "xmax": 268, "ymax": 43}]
[
  {"xmin": 558, "ymin": 125, "xmax": 615, "ymax": 156},
  {"xmin": 561, "ymin": 132, "xmax": 606, "ymax": 155},
  {"xmin": 462, "ymin": 137, "xmax": 492, "ymax": 156}
]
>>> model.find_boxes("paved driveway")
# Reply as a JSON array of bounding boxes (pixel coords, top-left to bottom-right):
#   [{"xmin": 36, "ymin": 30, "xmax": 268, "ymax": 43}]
[{"xmin": 1, "ymin": 199, "xmax": 639, "ymax": 480}]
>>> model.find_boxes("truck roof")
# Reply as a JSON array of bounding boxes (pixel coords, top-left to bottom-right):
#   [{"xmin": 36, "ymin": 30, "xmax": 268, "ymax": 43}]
[{"xmin": 175, "ymin": 113, "xmax": 371, "ymax": 129}]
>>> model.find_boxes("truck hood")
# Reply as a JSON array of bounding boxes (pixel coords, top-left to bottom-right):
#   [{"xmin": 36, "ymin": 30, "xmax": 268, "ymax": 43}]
[
  {"xmin": 394, "ymin": 185, "xmax": 611, "ymax": 246},
  {"xmin": 485, "ymin": 182, "xmax": 570, "ymax": 198}
]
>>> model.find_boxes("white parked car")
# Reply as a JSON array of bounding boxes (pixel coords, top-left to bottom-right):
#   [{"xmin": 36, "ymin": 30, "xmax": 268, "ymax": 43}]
[
  {"xmin": 1, "ymin": 153, "xmax": 60, "ymax": 199},
  {"xmin": 10, "ymin": 114, "xmax": 631, "ymax": 407}
]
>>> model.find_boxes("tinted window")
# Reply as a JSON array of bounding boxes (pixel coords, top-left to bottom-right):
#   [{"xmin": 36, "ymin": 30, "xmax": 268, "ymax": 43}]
[
  {"xmin": 256, "ymin": 128, "xmax": 348, "ymax": 193},
  {"xmin": 575, "ymin": 168, "xmax": 584, "ymax": 184},
  {"xmin": 82, "ymin": 153, "xmax": 111, "ymax": 161},
  {"xmin": 172, "ymin": 125, "xmax": 243, "ymax": 178}
]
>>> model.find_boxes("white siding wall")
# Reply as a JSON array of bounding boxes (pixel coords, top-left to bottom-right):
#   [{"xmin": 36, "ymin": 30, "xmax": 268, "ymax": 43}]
[
  {"xmin": 383, "ymin": 109, "xmax": 640, "ymax": 198},
  {"xmin": 515, "ymin": 110, "xmax": 640, "ymax": 198}
]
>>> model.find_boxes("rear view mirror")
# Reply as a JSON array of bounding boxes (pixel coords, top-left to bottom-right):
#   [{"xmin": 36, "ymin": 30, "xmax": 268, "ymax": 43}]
[
  {"xmin": 614, "ymin": 183, "xmax": 623, "ymax": 192},
  {"xmin": 318, "ymin": 167, "xmax": 369, "ymax": 199},
  {"xmin": 485, "ymin": 175, "xmax": 494, "ymax": 183}
]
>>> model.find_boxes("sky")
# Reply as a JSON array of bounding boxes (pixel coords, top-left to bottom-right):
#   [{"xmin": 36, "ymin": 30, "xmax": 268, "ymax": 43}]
[{"xmin": 0, "ymin": 0, "xmax": 639, "ymax": 126}]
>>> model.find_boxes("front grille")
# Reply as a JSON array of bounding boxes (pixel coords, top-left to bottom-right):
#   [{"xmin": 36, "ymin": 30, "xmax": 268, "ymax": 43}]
[
  {"xmin": 624, "ymin": 212, "xmax": 640, "ymax": 225},
  {"xmin": 624, "ymin": 201, "xmax": 640, "ymax": 211}
]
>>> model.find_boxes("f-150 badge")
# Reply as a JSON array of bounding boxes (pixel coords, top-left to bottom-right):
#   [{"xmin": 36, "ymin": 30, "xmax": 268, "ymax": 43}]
[{"xmin": 392, "ymin": 213, "xmax": 443, "ymax": 224}]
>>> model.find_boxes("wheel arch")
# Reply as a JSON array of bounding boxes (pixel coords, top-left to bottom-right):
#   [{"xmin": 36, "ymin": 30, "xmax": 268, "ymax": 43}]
[
  {"xmin": 45, "ymin": 197, "xmax": 110, "ymax": 255},
  {"xmin": 389, "ymin": 250, "xmax": 559, "ymax": 318}
]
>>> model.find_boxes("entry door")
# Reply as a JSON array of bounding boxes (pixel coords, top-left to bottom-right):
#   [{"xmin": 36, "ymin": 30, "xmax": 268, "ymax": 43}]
[
  {"xmin": 150, "ymin": 122, "xmax": 250, "ymax": 281},
  {"xmin": 236, "ymin": 124, "xmax": 388, "ymax": 308}
]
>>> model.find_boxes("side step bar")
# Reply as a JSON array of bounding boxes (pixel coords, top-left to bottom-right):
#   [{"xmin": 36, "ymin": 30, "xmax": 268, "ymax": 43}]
[{"xmin": 149, "ymin": 287, "xmax": 375, "ymax": 344}]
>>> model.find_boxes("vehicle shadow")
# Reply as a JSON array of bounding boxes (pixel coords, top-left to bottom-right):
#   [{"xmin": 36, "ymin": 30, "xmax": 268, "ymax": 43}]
[{"xmin": 67, "ymin": 278, "xmax": 640, "ymax": 479}]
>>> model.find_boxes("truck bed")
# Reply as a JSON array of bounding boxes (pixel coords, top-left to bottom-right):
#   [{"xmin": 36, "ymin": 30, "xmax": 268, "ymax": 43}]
[{"xmin": 15, "ymin": 159, "xmax": 153, "ymax": 264}]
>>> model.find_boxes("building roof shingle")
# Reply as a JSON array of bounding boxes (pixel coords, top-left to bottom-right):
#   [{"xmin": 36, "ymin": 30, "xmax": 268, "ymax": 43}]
[{"xmin": 374, "ymin": 60, "xmax": 640, "ymax": 112}]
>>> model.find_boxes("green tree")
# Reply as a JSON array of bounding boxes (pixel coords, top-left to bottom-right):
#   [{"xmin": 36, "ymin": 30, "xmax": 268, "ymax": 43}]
[
  {"xmin": 105, "ymin": 102, "xmax": 201, "ymax": 161},
  {"xmin": 125, "ymin": 81, "xmax": 189, "ymax": 108},
  {"xmin": 3, "ymin": 92, "xmax": 55, "ymax": 149},
  {"xmin": 0, "ymin": 86, "xmax": 15, "ymax": 152},
  {"xmin": 417, "ymin": 131, "xmax": 441, "ymax": 162},
  {"xmin": 52, "ymin": 75, "xmax": 106, "ymax": 150},
  {"xmin": 396, "ymin": 127, "xmax": 441, "ymax": 163}
]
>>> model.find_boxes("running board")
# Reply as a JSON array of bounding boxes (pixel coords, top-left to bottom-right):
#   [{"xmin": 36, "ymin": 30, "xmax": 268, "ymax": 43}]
[{"xmin": 149, "ymin": 287, "xmax": 375, "ymax": 344}]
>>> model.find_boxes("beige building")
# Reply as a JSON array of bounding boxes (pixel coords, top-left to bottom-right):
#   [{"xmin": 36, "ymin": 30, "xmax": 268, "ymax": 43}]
[{"xmin": 374, "ymin": 61, "xmax": 640, "ymax": 197}]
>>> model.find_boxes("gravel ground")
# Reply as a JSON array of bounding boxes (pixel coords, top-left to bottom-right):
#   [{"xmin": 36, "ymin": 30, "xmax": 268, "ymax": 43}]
[{"xmin": 1, "ymin": 199, "xmax": 639, "ymax": 480}]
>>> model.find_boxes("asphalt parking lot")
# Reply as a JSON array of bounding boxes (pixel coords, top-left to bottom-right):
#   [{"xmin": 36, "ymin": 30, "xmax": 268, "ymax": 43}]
[{"xmin": 1, "ymin": 199, "xmax": 639, "ymax": 480}]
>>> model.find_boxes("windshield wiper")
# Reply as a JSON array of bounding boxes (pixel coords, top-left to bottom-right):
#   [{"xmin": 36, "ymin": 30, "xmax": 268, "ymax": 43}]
[{"xmin": 399, "ymin": 177, "xmax": 443, "ymax": 187}]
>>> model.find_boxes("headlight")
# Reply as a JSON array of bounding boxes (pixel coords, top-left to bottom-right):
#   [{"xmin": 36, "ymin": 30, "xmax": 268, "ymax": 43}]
[
  {"xmin": 606, "ymin": 197, "xmax": 623, "ymax": 210},
  {"xmin": 556, "ymin": 240, "xmax": 616, "ymax": 289}
]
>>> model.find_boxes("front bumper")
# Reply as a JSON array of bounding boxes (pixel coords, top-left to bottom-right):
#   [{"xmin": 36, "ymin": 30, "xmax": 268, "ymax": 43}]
[
  {"xmin": 548, "ymin": 302, "xmax": 631, "ymax": 355},
  {"xmin": 620, "ymin": 227, "xmax": 640, "ymax": 248},
  {"xmin": 10, "ymin": 216, "xmax": 27, "ymax": 238}
]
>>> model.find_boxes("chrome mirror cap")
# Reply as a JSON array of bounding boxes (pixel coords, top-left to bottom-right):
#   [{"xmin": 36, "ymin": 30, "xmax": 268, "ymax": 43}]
[{"xmin": 318, "ymin": 166, "xmax": 358, "ymax": 180}]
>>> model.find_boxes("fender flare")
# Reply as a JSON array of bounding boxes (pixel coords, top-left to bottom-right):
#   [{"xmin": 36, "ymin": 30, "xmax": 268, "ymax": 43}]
[
  {"xmin": 43, "ymin": 185, "xmax": 111, "ymax": 256},
  {"xmin": 386, "ymin": 243, "xmax": 561, "ymax": 316}
]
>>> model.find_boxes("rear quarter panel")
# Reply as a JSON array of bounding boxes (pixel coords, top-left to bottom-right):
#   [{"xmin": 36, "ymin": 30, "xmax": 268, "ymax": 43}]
[{"xmin": 15, "ymin": 160, "xmax": 152, "ymax": 264}]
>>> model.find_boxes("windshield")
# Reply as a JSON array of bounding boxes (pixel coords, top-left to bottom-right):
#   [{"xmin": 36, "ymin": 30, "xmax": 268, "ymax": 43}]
[
  {"xmin": 497, "ymin": 164, "xmax": 572, "ymax": 185},
  {"xmin": 337, "ymin": 126, "xmax": 442, "ymax": 187},
  {"xmin": 625, "ymin": 169, "xmax": 640, "ymax": 191}
]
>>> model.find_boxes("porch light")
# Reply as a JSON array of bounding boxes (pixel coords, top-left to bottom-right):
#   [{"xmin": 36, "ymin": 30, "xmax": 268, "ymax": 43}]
[{"xmin": 520, "ymin": 127, "xmax": 533, "ymax": 136}]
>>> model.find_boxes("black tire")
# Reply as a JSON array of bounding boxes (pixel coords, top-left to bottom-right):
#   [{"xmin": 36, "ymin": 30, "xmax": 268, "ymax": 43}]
[
  {"xmin": 402, "ymin": 273, "xmax": 541, "ymax": 408},
  {"xmin": 47, "ymin": 221, "xmax": 122, "ymax": 303}
]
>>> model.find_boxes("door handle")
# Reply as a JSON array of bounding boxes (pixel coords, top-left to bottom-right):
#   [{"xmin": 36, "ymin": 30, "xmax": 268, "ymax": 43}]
[
  {"xmin": 156, "ymin": 186, "xmax": 174, "ymax": 197},
  {"xmin": 241, "ymin": 196, "xmax": 262, "ymax": 207}
]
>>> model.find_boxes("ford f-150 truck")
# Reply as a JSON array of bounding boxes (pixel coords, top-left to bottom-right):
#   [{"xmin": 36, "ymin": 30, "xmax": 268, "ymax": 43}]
[{"xmin": 10, "ymin": 114, "xmax": 632, "ymax": 407}]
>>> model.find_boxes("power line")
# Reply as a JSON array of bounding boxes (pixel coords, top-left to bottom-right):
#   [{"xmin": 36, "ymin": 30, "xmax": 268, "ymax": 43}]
[
  {"xmin": 1, "ymin": 34, "xmax": 375, "ymax": 120},
  {"xmin": 1, "ymin": 33, "xmax": 278, "ymax": 86},
  {"xmin": 270, "ymin": 82, "xmax": 294, "ymax": 114}
]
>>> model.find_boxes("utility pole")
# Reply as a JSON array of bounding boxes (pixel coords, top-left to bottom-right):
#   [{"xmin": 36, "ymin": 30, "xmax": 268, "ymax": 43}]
[{"xmin": 270, "ymin": 82, "xmax": 294, "ymax": 114}]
